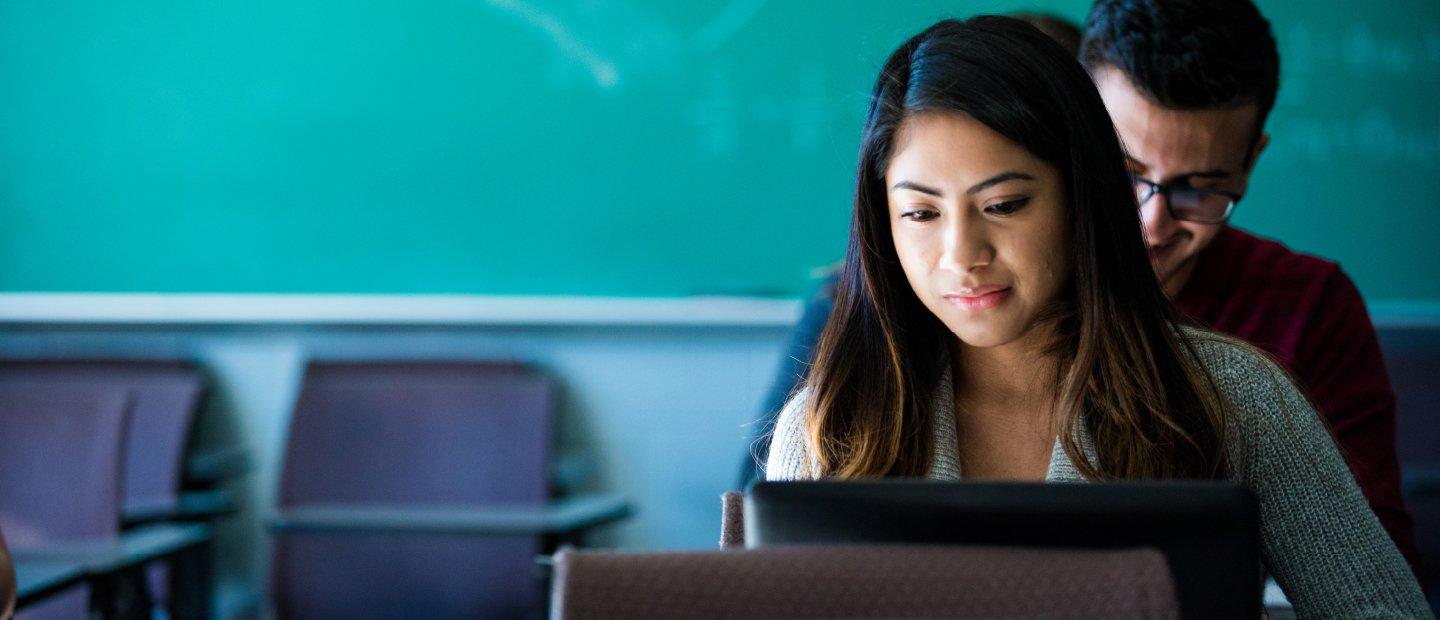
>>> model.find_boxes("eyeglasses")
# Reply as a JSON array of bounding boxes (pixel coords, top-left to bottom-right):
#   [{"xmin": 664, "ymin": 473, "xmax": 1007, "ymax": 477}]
[{"xmin": 1130, "ymin": 175, "xmax": 1241, "ymax": 224}]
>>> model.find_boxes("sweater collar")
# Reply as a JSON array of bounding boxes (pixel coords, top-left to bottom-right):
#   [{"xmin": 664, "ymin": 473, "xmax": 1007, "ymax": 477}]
[{"xmin": 926, "ymin": 358, "xmax": 1096, "ymax": 483}]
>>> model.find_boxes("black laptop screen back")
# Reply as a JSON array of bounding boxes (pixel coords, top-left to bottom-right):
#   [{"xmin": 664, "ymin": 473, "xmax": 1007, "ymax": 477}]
[{"xmin": 745, "ymin": 480, "xmax": 1259, "ymax": 618}]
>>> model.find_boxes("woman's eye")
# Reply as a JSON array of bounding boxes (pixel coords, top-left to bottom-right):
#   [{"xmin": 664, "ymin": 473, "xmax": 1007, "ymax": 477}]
[
  {"xmin": 900, "ymin": 210, "xmax": 938, "ymax": 222},
  {"xmin": 984, "ymin": 198, "xmax": 1029, "ymax": 216}
]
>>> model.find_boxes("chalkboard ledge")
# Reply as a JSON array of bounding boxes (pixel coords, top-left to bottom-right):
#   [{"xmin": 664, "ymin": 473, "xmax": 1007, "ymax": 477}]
[
  {"xmin": 0, "ymin": 293, "xmax": 1434, "ymax": 329},
  {"xmin": 0, "ymin": 293, "xmax": 802, "ymax": 328}
]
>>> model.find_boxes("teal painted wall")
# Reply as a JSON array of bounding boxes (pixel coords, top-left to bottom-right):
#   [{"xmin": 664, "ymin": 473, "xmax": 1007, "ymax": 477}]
[{"xmin": 1, "ymin": 1, "xmax": 1436, "ymax": 299}]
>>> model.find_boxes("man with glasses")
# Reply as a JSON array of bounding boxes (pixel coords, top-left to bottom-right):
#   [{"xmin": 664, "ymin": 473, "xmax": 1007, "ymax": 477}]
[{"xmin": 1083, "ymin": 0, "xmax": 1421, "ymax": 578}]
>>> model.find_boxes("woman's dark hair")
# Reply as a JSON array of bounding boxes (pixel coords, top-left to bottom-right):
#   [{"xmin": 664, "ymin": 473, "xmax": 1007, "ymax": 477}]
[
  {"xmin": 1011, "ymin": 12, "xmax": 1083, "ymax": 57},
  {"xmin": 804, "ymin": 16, "xmax": 1228, "ymax": 480}
]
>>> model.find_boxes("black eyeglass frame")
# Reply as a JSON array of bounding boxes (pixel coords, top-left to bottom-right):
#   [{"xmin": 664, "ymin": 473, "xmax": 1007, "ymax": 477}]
[{"xmin": 1130, "ymin": 175, "xmax": 1243, "ymax": 225}]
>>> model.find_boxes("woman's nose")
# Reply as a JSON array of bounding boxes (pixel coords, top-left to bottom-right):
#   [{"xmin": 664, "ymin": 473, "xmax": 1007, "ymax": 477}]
[{"xmin": 938, "ymin": 214, "xmax": 993, "ymax": 272}]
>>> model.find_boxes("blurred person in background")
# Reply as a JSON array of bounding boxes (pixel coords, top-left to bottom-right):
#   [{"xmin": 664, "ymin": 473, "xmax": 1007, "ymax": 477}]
[{"xmin": 1081, "ymin": 0, "xmax": 1419, "ymax": 578}]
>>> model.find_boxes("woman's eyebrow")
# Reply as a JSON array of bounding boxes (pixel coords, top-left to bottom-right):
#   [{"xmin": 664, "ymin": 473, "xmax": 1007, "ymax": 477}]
[
  {"xmin": 890, "ymin": 180, "xmax": 944, "ymax": 196},
  {"xmin": 890, "ymin": 171, "xmax": 1034, "ymax": 198},
  {"xmin": 965, "ymin": 171, "xmax": 1034, "ymax": 195}
]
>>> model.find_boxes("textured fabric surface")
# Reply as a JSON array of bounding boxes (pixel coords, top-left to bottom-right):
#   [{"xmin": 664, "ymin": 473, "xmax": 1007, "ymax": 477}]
[
  {"xmin": 0, "ymin": 387, "xmax": 131, "ymax": 544},
  {"xmin": 0, "ymin": 360, "xmax": 205, "ymax": 509},
  {"xmin": 0, "ymin": 360, "xmax": 205, "ymax": 613},
  {"xmin": 766, "ymin": 330, "xmax": 1431, "ymax": 618},
  {"xmin": 273, "ymin": 361, "xmax": 549, "ymax": 620},
  {"xmin": 1173, "ymin": 226, "xmax": 1418, "ymax": 577},
  {"xmin": 0, "ymin": 386, "xmax": 130, "ymax": 620},
  {"xmin": 553, "ymin": 545, "xmax": 1178, "ymax": 619},
  {"xmin": 720, "ymin": 492, "xmax": 745, "ymax": 549}
]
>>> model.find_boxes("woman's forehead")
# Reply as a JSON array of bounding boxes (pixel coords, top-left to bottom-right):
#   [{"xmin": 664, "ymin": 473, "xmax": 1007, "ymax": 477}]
[{"xmin": 887, "ymin": 112, "xmax": 1053, "ymax": 190}]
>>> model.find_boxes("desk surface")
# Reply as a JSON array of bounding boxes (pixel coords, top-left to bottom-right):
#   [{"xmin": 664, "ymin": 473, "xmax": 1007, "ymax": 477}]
[
  {"xmin": 185, "ymin": 446, "xmax": 251, "ymax": 485},
  {"xmin": 13, "ymin": 559, "xmax": 86, "ymax": 608},
  {"xmin": 272, "ymin": 494, "xmax": 633, "ymax": 536},
  {"xmin": 124, "ymin": 489, "xmax": 238, "ymax": 525},
  {"xmin": 10, "ymin": 523, "xmax": 211, "ymax": 575}
]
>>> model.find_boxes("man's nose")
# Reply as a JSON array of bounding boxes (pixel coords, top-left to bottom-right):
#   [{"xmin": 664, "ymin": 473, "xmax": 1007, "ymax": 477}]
[{"xmin": 1139, "ymin": 191, "xmax": 1179, "ymax": 244}]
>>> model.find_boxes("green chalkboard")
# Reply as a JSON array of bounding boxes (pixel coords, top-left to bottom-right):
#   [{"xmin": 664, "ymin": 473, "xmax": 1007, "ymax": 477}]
[{"xmin": 1, "ymin": 0, "xmax": 1436, "ymax": 299}]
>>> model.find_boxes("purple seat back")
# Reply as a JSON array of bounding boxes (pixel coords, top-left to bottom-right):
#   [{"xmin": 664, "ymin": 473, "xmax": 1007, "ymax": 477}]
[
  {"xmin": 1379, "ymin": 326, "xmax": 1440, "ymax": 596},
  {"xmin": 0, "ymin": 360, "xmax": 205, "ymax": 509},
  {"xmin": 272, "ymin": 361, "xmax": 553, "ymax": 619},
  {"xmin": 0, "ymin": 386, "xmax": 132, "ymax": 545},
  {"xmin": 552, "ymin": 545, "xmax": 1179, "ymax": 618},
  {"xmin": 1381, "ymin": 328, "xmax": 1440, "ymax": 468},
  {"xmin": 0, "ymin": 385, "xmax": 131, "ymax": 620}
]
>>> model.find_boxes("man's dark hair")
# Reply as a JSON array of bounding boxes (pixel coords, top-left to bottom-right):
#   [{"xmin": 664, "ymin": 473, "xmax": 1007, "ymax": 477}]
[{"xmin": 1080, "ymin": 0, "xmax": 1279, "ymax": 143}]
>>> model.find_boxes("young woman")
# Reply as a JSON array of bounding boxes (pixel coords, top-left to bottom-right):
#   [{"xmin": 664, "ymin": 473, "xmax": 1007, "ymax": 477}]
[{"xmin": 766, "ymin": 16, "xmax": 1428, "ymax": 617}]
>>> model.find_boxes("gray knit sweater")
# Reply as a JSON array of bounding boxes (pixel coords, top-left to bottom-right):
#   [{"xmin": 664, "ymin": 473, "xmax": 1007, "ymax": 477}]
[{"xmin": 765, "ymin": 330, "xmax": 1431, "ymax": 619}]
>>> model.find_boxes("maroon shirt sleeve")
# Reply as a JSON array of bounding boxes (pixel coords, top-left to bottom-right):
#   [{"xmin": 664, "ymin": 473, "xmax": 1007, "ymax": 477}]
[{"xmin": 1292, "ymin": 269, "xmax": 1423, "ymax": 581}]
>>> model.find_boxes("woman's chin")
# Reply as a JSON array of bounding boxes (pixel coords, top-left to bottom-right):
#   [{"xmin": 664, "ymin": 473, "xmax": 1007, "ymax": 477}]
[{"xmin": 945, "ymin": 320, "xmax": 1023, "ymax": 349}]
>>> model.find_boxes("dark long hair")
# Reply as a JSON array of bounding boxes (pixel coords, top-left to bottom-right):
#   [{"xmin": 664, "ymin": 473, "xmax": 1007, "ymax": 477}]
[{"xmin": 805, "ymin": 16, "xmax": 1227, "ymax": 480}]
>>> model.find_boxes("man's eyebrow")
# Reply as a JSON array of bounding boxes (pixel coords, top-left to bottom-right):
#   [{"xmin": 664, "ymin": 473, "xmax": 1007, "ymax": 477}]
[
  {"xmin": 1125, "ymin": 155, "xmax": 1235, "ymax": 183},
  {"xmin": 890, "ymin": 180, "xmax": 944, "ymax": 197},
  {"xmin": 1182, "ymin": 170, "xmax": 1234, "ymax": 180}
]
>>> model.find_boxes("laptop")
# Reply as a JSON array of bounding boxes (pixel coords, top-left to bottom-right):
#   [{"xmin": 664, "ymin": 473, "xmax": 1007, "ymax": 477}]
[{"xmin": 746, "ymin": 480, "xmax": 1259, "ymax": 618}]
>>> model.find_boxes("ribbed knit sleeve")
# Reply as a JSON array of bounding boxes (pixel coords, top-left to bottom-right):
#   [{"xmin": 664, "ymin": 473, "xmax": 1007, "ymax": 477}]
[
  {"xmin": 1191, "ymin": 334, "xmax": 1431, "ymax": 618},
  {"xmin": 765, "ymin": 388, "xmax": 820, "ymax": 480}
]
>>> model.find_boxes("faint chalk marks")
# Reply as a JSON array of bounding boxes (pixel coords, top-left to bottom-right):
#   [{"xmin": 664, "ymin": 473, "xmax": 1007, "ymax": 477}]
[
  {"xmin": 784, "ymin": 65, "xmax": 829, "ymax": 153},
  {"xmin": 475, "ymin": 0, "xmax": 830, "ymax": 156},
  {"xmin": 1274, "ymin": 21, "xmax": 1439, "ymax": 169},
  {"xmin": 483, "ymin": 0, "xmax": 620, "ymax": 89},
  {"xmin": 687, "ymin": 66, "xmax": 741, "ymax": 157},
  {"xmin": 1283, "ymin": 23, "xmax": 1440, "ymax": 79},
  {"xmin": 685, "ymin": 1, "xmax": 836, "ymax": 156},
  {"xmin": 684, "ymin": 62, "xmax": 831, "ymax": 158},
  {"xmin": 692, "ymin": 0, "xmax": 769, "ymax": 54},
  {"xmin": 1272, "ymin": 110, "xmax": 1440, "ymax": 168}
]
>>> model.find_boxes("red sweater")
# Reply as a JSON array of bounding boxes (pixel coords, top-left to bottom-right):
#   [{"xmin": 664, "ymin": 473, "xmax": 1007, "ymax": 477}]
[{"xmin": 1173, "ymin": 226, "xmax": 1421, "ymax": 577}]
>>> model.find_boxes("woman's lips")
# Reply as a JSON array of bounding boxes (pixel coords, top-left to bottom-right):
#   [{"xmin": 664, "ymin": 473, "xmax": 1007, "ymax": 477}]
[{"xmin": 943, "ymin": 286, "xmax": 1012, "ymax": 311}]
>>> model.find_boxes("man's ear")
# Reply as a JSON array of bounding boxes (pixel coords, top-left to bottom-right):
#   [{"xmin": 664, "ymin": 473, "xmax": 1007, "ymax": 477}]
[
  {"xmin": 1245, "ymin": 132, "xmax": 1270, "ymax": 174},
  {"xmin": 1238, "ymin": 132, "xmax": 1270, "ymax": 196}
]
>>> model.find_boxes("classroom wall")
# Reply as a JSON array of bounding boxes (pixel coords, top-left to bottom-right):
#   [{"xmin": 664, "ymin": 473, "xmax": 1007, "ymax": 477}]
[
  {"xmin": 1, "ymin": 0, "xmax": 1437, "ymax": 614},
  {"xmin": 0, "ymin": 319, "xmax": 792, "ymax": 612}
]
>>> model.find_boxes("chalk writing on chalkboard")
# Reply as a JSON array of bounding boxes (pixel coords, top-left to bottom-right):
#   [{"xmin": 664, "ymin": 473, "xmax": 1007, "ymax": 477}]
[
  {"xmin": 484, "ymin": 0, "xmax": 621, "ymax": 89},
  {"xmin": 481, "ymin": 0, "xmax": 774, "ymax": 93}
]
